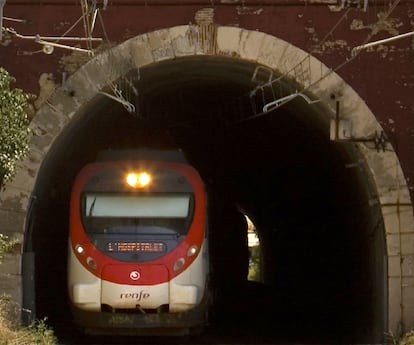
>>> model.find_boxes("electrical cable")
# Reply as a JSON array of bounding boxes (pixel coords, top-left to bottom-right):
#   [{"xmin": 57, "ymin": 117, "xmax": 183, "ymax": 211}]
[{"xmin": 236, "ymin": 0, "xmax": 403, "ymax": 124}]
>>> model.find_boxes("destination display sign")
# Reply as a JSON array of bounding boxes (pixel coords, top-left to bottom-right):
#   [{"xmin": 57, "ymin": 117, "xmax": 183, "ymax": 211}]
[{"xmin": 107, "ymin": 242, "xmax": 165, "ymax": 253}]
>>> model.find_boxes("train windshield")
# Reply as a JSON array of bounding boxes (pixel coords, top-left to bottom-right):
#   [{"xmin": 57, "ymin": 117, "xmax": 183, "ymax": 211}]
[{"xmin": 81, "ymin": 193, "xmax": 193, "ymax": 235}]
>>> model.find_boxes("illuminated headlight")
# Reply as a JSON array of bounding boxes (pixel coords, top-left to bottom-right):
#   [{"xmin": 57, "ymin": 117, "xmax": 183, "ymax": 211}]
[
  {"xmin": 187, "ymin": 245, "xmax": 198, "ymax": 257},
  {"xmin": 173, "ymin": 258, "xmax": 185, "ymax": 271},
  {"xmin": 75, "ymin": 244, "xmax": 84, "ymax": 255},
  {"xmin": 126, "ymin": 172, "xmax": 151, "ymax": 188}
]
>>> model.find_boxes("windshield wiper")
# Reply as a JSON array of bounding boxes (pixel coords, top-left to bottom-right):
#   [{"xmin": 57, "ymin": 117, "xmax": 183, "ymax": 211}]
[{"xmin": 89, "ymin": 197, "xmax": 97, "ymax": 216}]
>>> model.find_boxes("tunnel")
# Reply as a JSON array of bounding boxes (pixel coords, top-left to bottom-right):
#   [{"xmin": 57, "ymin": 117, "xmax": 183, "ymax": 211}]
[{"xmin": 23, "ymin": 55, "xmax": 387, "ymax": 344}]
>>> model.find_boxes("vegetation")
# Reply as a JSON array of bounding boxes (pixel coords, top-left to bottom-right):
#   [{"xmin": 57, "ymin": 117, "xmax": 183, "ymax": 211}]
[
  {"xmin": 0, "ymin": 234, "xmax": 17, "ymax": 264},
  {"xmin": 0, "ymin": 235, "xmax": 56, "ymax": 344},
  {"xmin": 0, "ymin": 296, "xmax": 56, "ymax": 345},
  {"xmin": 400, "ymin": 331, "xmax": 414, "ymax": 345},
  {"xmin": 246, "ymin": 217, "xmax": 261, "ymax": 281},
  {"xmin": 248, "ymin": 244, "xmax": 261, "ymax": 281},
  {"xmin": 0, "ymin": 67, "xmax": 31, "ymax": 187}
]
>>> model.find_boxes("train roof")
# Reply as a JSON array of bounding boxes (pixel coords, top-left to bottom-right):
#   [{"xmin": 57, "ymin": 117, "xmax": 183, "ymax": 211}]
[{"xmin": 96, "ymin": 148, "xmax": 188, "ymax": 163}]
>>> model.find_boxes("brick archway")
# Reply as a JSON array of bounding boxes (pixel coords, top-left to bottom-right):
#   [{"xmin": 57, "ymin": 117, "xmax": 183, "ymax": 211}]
[{"xmin": 1, "ymin": 25, "xmax": 413, "ymax": 336}]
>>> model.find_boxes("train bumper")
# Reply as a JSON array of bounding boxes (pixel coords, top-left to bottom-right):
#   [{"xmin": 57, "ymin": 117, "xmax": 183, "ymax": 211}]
[{"xmin": 70, "ymin": 297, "xmax": 208, "ymax": 336}]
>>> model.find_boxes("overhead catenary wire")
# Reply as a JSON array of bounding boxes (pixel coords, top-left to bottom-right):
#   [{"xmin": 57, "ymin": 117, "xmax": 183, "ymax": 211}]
[
  {"xmin": 325, "ymin": 0, "xmax": 401, "ymax": 71},
  {"xmin": 2, "ymin": 27, "xmax": 102, "ymax": 54},
  {"xmin": 95, "ymin": 7, "xmax": 140, "ymax": 116},
  {"xmin": 351, "ymin": 30, "xmax": 414, "ymax": 55},
  {"xmin": 2, "ymin": 0, "xmax": 103, "ymax": 55},
  {"xmin": 3, "ymin": 16, "xmax": 27, "ymax": 23},
  {"xmin": 245, "ymin": 6, "xmax": 355, "ymax": 120},
  {"xmin": 237, "ymin": 0, "xmax": 403, "ymax": 124},
  {"xmin": 80, "ymin": 0, "xmax": 98, "ymax": 52},
  {"xmin": 2, "ymin": 0, "xmax": 405, "ymax": 122}
]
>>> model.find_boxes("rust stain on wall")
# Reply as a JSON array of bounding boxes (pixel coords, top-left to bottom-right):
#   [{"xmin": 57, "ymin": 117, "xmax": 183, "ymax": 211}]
[
  {"xmin": 349, "ymin": 12, "xmax": 411, "ymax": 58},
  {"xmin": 236, "ymin": 6, "xmax": 264, "ymax": 15},
  {"xmin": 305, "ymin": 23, "xmax": 350, "ymax": 54},
  {"xmin": 34, "ymin": 73, "xmax": 57, "ymax": 110},
  {"xmin": 188, "ymin": 8, "xmax": 218, "ymax": 55},
  {"xmin": 350, "ymin": 13, "xmax": 403, "ymax": 36}
]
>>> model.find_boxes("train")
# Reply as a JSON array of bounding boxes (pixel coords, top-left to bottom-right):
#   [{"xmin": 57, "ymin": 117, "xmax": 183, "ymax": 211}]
[{"xmin": 67, "ymin": 149, "xmax": 210, "ymax": 335}]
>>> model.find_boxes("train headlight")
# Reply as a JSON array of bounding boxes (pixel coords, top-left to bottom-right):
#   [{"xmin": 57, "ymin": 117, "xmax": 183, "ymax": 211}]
[
  {"xmin": 75, "ymin": 244, "xmax": 85, "ymax": 255},
  {"xmin": 126, "ymin": 172, "xmax": 151, "ymax": 188},
  {"xmin": 187, "ymin": 245, "xmax": 198, "ymax": 257},
  {"xmin": 86, "ymin": 256, "xmax": 97, "ymax": 270},
  {"xmin": 173, "ymin": 258, "xmax": 185, "ymax": 271}
]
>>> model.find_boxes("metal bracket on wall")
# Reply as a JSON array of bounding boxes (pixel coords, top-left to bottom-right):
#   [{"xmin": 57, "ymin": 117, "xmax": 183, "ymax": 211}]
[
  {"xmin": 1, "ymin": 0, "xmax": 107, "ymax": 54},
  {"xmin": 263, "ymin": 92, "xmax": 320, "ymax": 113},
  {"xmin": 330, "ymin": 101, "xmax": 389, "ymax": 152},
  {"xmin": 2, "ymin": 27, "xmax": 102, "ymax": 55},
  {"xmin": 0, "ymin": 0, "xmax": 5, "ymax": 41},
  {"xmin": 249, "ymin": 65, "xmax": 319, "ymax": 115}
]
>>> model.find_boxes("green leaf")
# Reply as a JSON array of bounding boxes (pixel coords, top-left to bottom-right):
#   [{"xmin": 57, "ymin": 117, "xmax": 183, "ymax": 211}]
[{"xmin": 0, "ymin": 67, "xmax": 31, "ymax": 185}]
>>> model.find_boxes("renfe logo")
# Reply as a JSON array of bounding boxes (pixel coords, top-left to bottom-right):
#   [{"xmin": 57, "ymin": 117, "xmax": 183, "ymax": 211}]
[
  {"xmin": 129, "ymin": 270, "xmax": 140, "ymax": 280},
  {"xmin": 120, "ymin": 291, "xmax": 150, "ymax": 301}
]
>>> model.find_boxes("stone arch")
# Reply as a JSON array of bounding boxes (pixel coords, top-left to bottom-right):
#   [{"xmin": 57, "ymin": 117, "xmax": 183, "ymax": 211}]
[{"xmin": 0, "ymin": 24, "xmax": 413, "ymax": 336}]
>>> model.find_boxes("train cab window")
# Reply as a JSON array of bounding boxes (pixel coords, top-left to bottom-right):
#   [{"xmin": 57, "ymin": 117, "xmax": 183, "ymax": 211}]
[
  {"xmin": 85, "ymin": 193, "xmax": 190, "ymax": 217},
  {"xmin": 80, "ymin": 193, "xmax": 194, "ymax": 235}
]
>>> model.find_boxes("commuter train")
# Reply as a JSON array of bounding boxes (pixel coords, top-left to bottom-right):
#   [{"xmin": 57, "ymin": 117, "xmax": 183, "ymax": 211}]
[{"xmin": 67, "ymin": 149, "xmax": 209, "ymax": 335}]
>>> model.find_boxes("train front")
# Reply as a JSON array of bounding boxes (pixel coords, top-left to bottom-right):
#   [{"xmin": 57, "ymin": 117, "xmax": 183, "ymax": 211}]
[{"xmin": 67, "ymin": 154, "xmax": 209, "ymax": 335}]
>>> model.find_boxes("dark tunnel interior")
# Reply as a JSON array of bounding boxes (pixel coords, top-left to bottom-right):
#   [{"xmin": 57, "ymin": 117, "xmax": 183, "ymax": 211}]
[{"xmin": 25, "ymin": 56, "xmax": 387, "ymax": 344}]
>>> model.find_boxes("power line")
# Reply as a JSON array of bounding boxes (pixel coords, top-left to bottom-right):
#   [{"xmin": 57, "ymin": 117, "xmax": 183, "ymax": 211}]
[
  {"xmin": 351, "ymin": 30, "xmax": 414, "ymax": 55},
  {"xmin": 237, "ymin": 0, "xmax": 404, "ymax": 124}
]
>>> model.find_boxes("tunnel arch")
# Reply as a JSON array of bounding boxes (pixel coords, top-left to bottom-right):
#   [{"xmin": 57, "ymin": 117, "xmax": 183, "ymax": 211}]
[{"xmin": 1, "ymin": 24, "xmax": 413, "ymax": 341}]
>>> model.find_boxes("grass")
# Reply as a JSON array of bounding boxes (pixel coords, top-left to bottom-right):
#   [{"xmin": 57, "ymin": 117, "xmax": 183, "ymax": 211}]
[
  {"xmin": 0, "ymin": 234, "xmax": 57, "ymax": 344},
  {"xmin": 400, "ymin": 331, "xmax": 414, "ymax": 345},
  {"xmin": 0, "ymin": 295, "xmax": 57, "ymax": 345}
]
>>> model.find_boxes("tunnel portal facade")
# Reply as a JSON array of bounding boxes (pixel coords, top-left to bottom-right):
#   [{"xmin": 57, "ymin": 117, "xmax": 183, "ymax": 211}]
[{"xmin": 0, "ymin": 25, "xmax": 413, "ymax": 341}]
